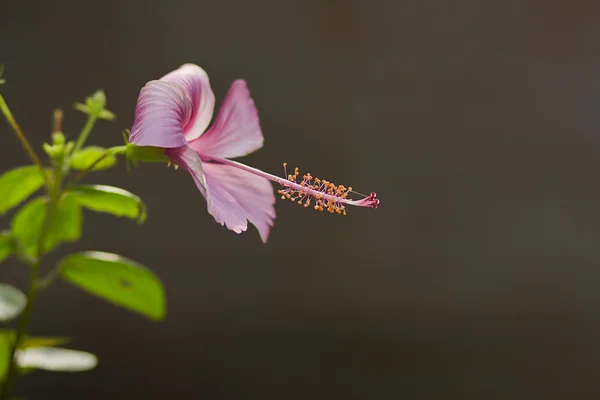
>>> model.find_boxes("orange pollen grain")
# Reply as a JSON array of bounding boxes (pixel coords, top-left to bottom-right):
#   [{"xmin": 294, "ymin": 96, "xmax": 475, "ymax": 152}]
[{"xmin": 278, "ymin": 163, "xmax": 351, "ymax": 216}]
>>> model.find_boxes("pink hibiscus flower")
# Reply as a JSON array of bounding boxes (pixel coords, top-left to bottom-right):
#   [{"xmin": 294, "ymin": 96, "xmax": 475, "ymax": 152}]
[{"xmin": 129, "ymin": 64, "xmax": 379, "ymax": 243}]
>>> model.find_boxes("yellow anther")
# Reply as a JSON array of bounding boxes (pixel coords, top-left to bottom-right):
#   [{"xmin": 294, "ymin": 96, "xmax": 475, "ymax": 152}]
[{"xmin": 277, "ymin": 164, "xmax": 356, "ymax": 216}]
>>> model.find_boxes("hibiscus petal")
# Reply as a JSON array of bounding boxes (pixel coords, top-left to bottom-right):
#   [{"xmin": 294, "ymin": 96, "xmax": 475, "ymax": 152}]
[
  {"xmin": 161, "ymin": 64, "xmax": 215, "ymax": 141},
  {"xmin": 189, "ymin": 80, "xmax": 264, "ymax": 159},
  {"xmin": 129, "ymin": 81, "xmax": 192, "ymax": 148},
  {"xmin": 165, "ymin": 145, "xmax": 207, "ymax": 198},
  {"xmin": 202, "ymin": 162, "xmax": 276, "ymax": 243}
]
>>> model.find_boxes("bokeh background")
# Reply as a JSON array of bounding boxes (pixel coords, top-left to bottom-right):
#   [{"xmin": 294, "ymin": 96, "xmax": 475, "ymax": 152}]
[{"xmin": 2, "ymin": 0, "xmax": 600, "ymax": 398}]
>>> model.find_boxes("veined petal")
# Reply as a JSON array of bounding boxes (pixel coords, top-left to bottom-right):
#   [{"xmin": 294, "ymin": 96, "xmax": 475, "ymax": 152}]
[
  {"xmin": 161, "ymin": 64, "xmax": 215, "ymax": 141},
  {"xmin": 165, "ymin": 146, "xmax": 207, "ymax": 198},
  {"xmin": 129, "ymin": 81, "xmax": 192, "ymax": 148},
  {"xmin": 202, "ymin": 162, "xmax": 276, "ymax": 243},
  {"xmin": 190, "ymin": 80, "xmax": 264, "ymax": 159}
]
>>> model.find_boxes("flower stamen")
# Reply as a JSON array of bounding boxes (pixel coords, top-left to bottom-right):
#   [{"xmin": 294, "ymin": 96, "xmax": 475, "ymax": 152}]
[
  {"xmin": 276, "ymin": 164, "xmax": 379, "ymax": 215},
  {"xmin": 201, "ymin": 155, "xmax": 380, "ymax": 214}
]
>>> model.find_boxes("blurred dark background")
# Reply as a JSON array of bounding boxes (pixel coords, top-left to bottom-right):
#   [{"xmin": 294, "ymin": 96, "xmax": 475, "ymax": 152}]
[{"xmin": 2, "ymin": 0, "xmax": 600, "ymax": 398}]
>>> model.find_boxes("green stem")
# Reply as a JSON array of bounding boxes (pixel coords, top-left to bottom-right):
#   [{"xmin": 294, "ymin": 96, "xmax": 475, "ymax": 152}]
[
  {"xmin": 72, "ymin": 114, "xmax": 97, "ymax": 155},
  {"xmin": 0, "ymin": 157, "xmax": 64, "ymax": 399},
  {"xmin": 0, "ymin": 94, "xmax": 49, "ymax": 187},
  {"xmin": 0, "ymin": 202, "xmax": 56, "ymax": 399},
  {"xmin": 0, "ymin": 261, "xmax": 41, "ymax": 399},
  {"xmin": 37, "ymin": 263, "xmax": 62, "ymax": 290},
  {"xmin": 64, "ymin": 145, "xmax": 126, "ymax": 189}
]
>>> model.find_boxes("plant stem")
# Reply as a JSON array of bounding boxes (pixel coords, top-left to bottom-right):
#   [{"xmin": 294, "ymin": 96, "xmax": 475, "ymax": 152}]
[
  {"xmin": 0, "ymin": 261, "xmax": 41, "ymax": 399},
  {"xmin": 72, "ymin": 114, "xmax": 97, "ymax": 155},
  {"xmin": 64, "ymin": 145, "xmax": 126, "ymax": 189},
  {"xmin": 37, "ymin": 263, "xmax": 62, "ymax": 290},
  {"xmin": 0, "ymin": 94, "xmax": 49, "ymax": 186},
  {"xmin": 0, "ymin": 154, "xmax": 64, "ymax": 399},
  {"xmin": 0, "ymin": 201, "xmax": 55, "ymax": 399}
]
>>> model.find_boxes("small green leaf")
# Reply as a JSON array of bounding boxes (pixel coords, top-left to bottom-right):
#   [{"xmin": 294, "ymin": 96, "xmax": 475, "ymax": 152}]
[
  {"xmin": 98, "ymin": 109, "xmax": 115, "ymax": 121},
  {"xmin": 69, "ymin": 185, "xmax": 146, "ymax": 223},
  {"xmin": 16, "ymin": 347, "xmax": 97, "ymax": 372},
  {"xmin": 59, "ymin": 251, "xmax": 165, "ymax": 320},
  {"xmin": 0, "ymin": 283, "xmax": 26, "ymax": 322},
  {"xmin": 0, "ymin": 330, "xmax": 12, "ymax": 380},
  {"xmin": 0, "ymin": 231, "xmax": 13, "ymax": 263},
  {"xmin": 21, "ymin": 336, "xmax": 70, "ymax": 349},
  {"xmin": 12, "ymin": 195, "xmax": 82, "ymax": 257},
  {"xmin": 0, "ymin": 166, "xmax": 46, "ymax": 215},
  {"xmin": 70, "ymin": 147, "xmax": 116, "ymax": 171},
  {"xmin": 74, "ymin": 102, "xmax": 89, "ymax": 114},
  {"xmin": 90, "ymin": 90, "xmax": 106, "ymax": 111}
]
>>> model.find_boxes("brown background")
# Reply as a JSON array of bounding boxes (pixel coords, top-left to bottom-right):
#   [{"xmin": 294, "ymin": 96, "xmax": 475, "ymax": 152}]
[{"xmin": 2, "ymin": 0, "xmax": 600, "ymax": 398}]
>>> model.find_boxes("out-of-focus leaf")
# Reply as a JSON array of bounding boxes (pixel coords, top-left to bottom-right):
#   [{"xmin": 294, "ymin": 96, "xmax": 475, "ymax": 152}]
[
  {"xmin": 70, "ymin": 147, "xmax": 116, "ymax": 171},
  {"xmin": 16, "ymin": 347, "xmax": 97, "ymax": 372},
  {"xmin": 90, "ymin": 90, "xmax": 106, "ymax": 112},
  {"xmin": 98, "ymin": 109, "xmax": 115, "ymax": 121},
  {"xmin": 0, "ymin": 283, "xmax": 26, "ymax": 322},
  {"xmin": 12, "ymin": 195, "xmax": 82, "ymax": 257},
  {"xmin": 74, "ymin": 102, "xmax": 89, "ymax": 114},
  {"xmin": 59, "ymin": 251, "xmax": 165, "ymax": 321},
  {"xmin": 0, "ymin": 166, "xmax": 45, "ymax": 215},
  {"xmin": 0, "ymin": 330, "xmax": 12, "ymax": 380},
  {"xmin": 69, "ymin": 185, "xmax": 146, "ymax": 223},
  {"xmin": 0, "ymin": 231, "xmax": 13, "ymax": 263},
  {"xmin": 21, "ymin": 336, "xmax": 70, "ymax": 349}
]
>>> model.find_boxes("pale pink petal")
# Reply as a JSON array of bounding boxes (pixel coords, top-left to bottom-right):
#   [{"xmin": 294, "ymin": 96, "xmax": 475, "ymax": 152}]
[
  {"xmin": 165, "ymin": 145, "xmax": 207, "ymax": 198},
  {"xmin": 161, "ymin": 64, "xmax": 215, "ymax": 141},
  {"xmin": 189, "ymin": 80, "xmax": 264, "ymax": 159},
  {"xmin": 129, "ymin": 81, "xmax": 191, "ymax": 148},
  {"xmin": 202, "ymin": 162, "xmax": 276, "ymax": 242}
]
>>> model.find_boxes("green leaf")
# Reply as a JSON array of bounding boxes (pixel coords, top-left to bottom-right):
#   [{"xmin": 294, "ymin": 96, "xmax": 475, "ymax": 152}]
[
  {"xmin": 90, "ymin": 90, "xmax": 106, "ymax": 112},
  {"xmin": 74, "ymin": 102, "xmax": 89, "ymax": 114},
  {"xmin": 69, "ymin": 185, "xmax": 146, "ymax": 223},
  {"xmin": 59, "ymin": 251, "xmax": 165, "ymax": 321},
  {"xmin": 12, "ymin": 195, "xmax": 82, "ymax": 257},
  {"xmin": 0, "ymin": 231, "xmax": 13, "ymax": 263},
  {"xmin": 0, "ymin": 283, "xmax": 26, "ymax": 322},
  {"xmin": 21, "ymin": 336, "xmax": 70, "ymax": 349},
  {"xmin": 0, "ymin": 330, "xmax": 12, "ymax": 380},
  {"xmin": 70, "ymin": 147, "xmax": 116, "ymax": 171},
  {"xmin": 11, "ymin": 197, "xmax": 45, "ymax": 257},
  {"xmin": 98, "ymin": 109, "xmax": 115, "ymax": 121},
  {"xmin": 16, "ymin": 347, "xmax": 97, "ymax": 372},
  {"xmin": 0, "ymin": 332, "xmax": 70, "ymax": 378},
  {"xmin": 0, "ymin": 165, "xmax": 45, "ymax": 215}
]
